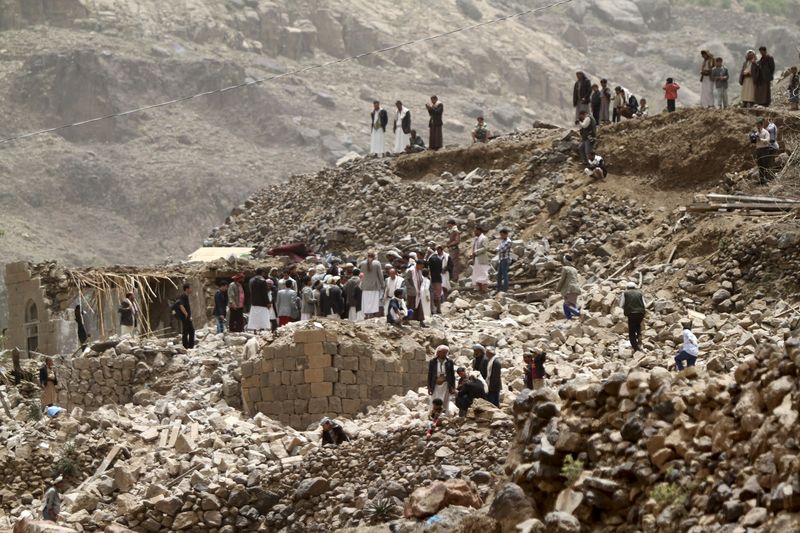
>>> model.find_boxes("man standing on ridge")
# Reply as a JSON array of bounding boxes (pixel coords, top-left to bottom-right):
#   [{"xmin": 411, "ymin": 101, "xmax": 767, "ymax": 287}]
[
  {"xmin": 573, "ymin": 71, "xmax": 592, "ymax": 122},
  {"xmin": 370, "ymin": 101, "xmax": 388, "ymax": 156},
  {"xmin": 393, "ymin": 100, "xmax": 411, "ymax": 153},
  {"xmin": 426, "ymin": 95, "xmax": 444, "ymax": 150}
]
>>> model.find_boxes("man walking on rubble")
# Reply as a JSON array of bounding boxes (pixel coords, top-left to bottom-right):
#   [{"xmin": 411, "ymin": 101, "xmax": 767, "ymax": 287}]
[
  {"xmin": 359, "ymin": 251, "xmax": 385, "ymax": 318},
  {"xmin": 496, "ymin": 228, "xmax": 512, "ymax": 293},
  {"xmin": 485, "ymin": 346, "xmax": 502, "ymax": 407},
  {"xmin": 228, "ymin": 274, "xmax": 246, "ymax": 332},
  {"xmin": 619, "ymin": 281, "xmax": 646, "ymax": 352},
  {"xmin": 556, "ymin": 255, "xmax": 582, "ymax": 320},
  {"xmin": 213, "ymin": 280, "xmax": 229, "ymax": 334},
  {"xmin": 176, "ymin": 283, "xmax": 195, "ymax": 349},
  {"xmin": 276, "ymin": 279, "xmax": 300, "ymax": 327}
]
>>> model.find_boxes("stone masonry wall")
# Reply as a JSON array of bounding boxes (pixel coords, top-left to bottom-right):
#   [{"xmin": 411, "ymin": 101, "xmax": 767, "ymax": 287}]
[{"xmin": 241, "ymin": 328, "xmax": 428, "ymax": 429}]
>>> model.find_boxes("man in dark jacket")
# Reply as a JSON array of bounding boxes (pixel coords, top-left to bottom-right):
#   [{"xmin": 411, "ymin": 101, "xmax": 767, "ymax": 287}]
[
  {"xmin": 427, "ymin": 345, "xmax": 456, "ymax": 413},
  {"xmin": 755, "ymin": 46, "xmax": 775, "ymax": 107},
  {"xmin": 176, "ymin": 283, "xmax": 194, "ymax": 349},
  {"xmin": 485, "ymin": 346, "xmax": 502, "ymax": 407},
  {"xmin": 472, "ymin": 344, "xmax": 487, "ymax": 379},
  {"xmin": 320, "ymin": 417, "xmax": 350, "ymax": 446},
  {"xmin": 320, "ymin": 276, "xmax": 345, "ymax": 318},
  {"xmin": 573, "ymin": 71, "xmax": 592, "ymax": 122},
  {"xmin": 343, "ymin": 269, "xmax": 362, "ymax": 321},
  {"xmin": 213, "ymin": 280, "xmax": 229, "ymax": 334},
  {"xmin": 427, "ymin": 248, "xmax": 444, "ymax": 314},
  {"xmin": 619, "ymin": 281, "xmax": 646, "ymax": 352}
]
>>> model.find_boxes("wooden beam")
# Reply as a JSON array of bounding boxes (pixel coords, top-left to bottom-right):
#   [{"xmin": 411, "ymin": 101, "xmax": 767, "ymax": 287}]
[
  {"xmin": 705, "ymin": 193, "xmax": 800, "ymax": 204},
  {"xmin": 686, "ymin": 203, "xmax": 799, "ymax": 212}
]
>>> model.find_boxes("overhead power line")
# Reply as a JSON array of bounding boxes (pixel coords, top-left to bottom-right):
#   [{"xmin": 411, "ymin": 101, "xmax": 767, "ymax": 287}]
[{"xmin": 0, "ymin": 0, "xmax": 574, "ymax": 145}]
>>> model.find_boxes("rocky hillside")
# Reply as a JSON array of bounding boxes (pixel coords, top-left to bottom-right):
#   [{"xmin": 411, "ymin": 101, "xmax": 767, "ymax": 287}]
[{"xmin": 2, "ymin": 0, "xmax": 799, "ymax": 325}]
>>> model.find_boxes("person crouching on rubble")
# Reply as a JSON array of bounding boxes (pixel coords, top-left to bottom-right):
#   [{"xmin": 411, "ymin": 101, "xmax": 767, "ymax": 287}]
[
  {"xmin": 675, "ymin": 320, "xmax": 700, "ymax": 371},
  {"xmin": 320, "ymin": 417, "xmax": 350, "ymax": 446}
]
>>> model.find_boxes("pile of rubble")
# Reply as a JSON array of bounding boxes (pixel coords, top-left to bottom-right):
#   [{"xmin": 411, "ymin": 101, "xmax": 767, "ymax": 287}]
[
  {"xmin": 206, "ymin": 130, "xmax": 563, "ymax": 258},
  {"xmin": 504, "ymin": 334, "xmax": 800, "ymax": 532}
]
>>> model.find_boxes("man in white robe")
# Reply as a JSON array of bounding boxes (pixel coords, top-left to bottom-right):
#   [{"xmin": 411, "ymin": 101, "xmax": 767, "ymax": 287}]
[
  {"xmin": 427, "ymin": 345, "xmax": 455, "ymax": 414},
  {"xmin": 393, "ymin": 100, "xmax": 411, "ymax": 153},
  {"xmin": 384, "ymin": 268, "xmax": 405, "ymax": 316},
  {"xmin": 370, "ymin": 101, "xmax": 388, "ymax": 156}
]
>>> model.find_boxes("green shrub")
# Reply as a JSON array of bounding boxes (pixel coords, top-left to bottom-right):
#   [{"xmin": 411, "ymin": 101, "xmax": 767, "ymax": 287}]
[
  {"xmin": 365, "ymin": 498, "xmax": 399, "ymax": 524},
  {"xmin": 52, "ymin": 441, "xmax": 80, "ymax": 479},
  {"xmin": 560, "ymin": 455, "xmax": 584, "ymax": 485},
  {"xmin": 651, "ymin": 481, "xmax": 689, "ymax": 512},
  {"xmin": 28, "ymin": 402, "xmax": 42, "ymax": 421}
]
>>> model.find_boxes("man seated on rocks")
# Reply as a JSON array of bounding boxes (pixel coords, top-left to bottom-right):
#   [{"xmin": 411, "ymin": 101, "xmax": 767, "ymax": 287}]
[
  {"xmin": 471, "ymin": 116, "xmax": 491, "ymax": 143},
  {"xmin": 455, "ymin": 367, "xmax": 486, "ymax": 417},
  {"xmin": 320, "ymin": 417, "xmax": 350, "ymax": 446},
  {"xmin": 405, "ymin": 129, "xmax": 426, "ymax": 153},
  {"xmin": 523, "ymin": 349, "xmax": 548, "ymax": 390},
  {"xmin": 583, "ymin": 151, "xmax": 607, "ymax": 180},
  {"xmin": 675, "ymin": 320, "xmax": 700, "ymax": 371},
  {"xmin": 426, "ymin": 398, "xmax": 445, "ymax": 439},
  {"xmin": 386, "ymin": 289, "xmax": 407, "ymax": 327}
]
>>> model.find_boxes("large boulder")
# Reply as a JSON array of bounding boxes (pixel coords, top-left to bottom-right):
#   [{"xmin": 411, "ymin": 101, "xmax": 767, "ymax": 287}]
[
  {"xmin": 591, "ymin": 0, "xmax": 645, "ymax": 33},
  {"xmin": 488, "ymin": 483, "xmax": 537, "ymax": 533},
  {"xmin": 544, "ymin": 511, "xmax": 581, "ymax": 533},
  {"xmin": 294, "ymin": 477, "xmax": 330, "ymax": 500},
  {"xmin": 404, "ymin": 479, "xmax": 482, "ymax": 519}
]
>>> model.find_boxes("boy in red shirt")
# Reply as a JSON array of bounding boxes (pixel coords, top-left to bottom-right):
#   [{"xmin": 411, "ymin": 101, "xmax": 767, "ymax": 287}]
[{"xmin": 663, "ymin": 78, "xmax": 680, "ymax": 113}]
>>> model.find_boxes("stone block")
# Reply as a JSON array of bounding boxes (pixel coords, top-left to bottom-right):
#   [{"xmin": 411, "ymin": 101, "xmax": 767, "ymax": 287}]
[
  {"xmin": 323, "ymin": 341, "xmax": 338, "ymax": 354},
  {"xmin": 323, "ymin": 367, "xmax": 339, "ymax": 382},
  {"xmin": 328, "ymin": 396, "xmax": 342, "ymax": 412},
  {"xmin": 341, "ymin": 356, "xmax": 359, "ymax": 371},
  {"xmin": 339, "ymin": 370, "xmax": 356, "ymax": 384},
  {"xmin": 286, "ymin": 387, "xmax": 297, "ymax": 400},
  {"xmin": 272, "ymin": 357, "xmax": 284, "ymax": 372},
  {"xmin": 242, "ymin": 361, "xmax": 255, "ymax": 377},
  {"xmin": 294, "ymin": 329, "xmax": 325, "ymax": 344},
  {"xmin": 373, "ymin": 372, "xmax": 388, "ymax": 386},
  {"xmin": 388, "ymin": 372, "xmax": 402, "ymax": 386},
  {"xmin": 374, "ymin": 360, "xmax": 385, "ymax": 373},
  {"xmin": 294, "ymin": 399, "xmax": 308, "ymax": 414},
  {"xmin": 260, "ymin": 373, "xmax": 270, "ymax": 387},
  {"xmin": 369, "ymin": 385, "xmax": 384, "ymax": 399},
  {"xmin": 308, "ymin": 397, "xmax": 328, "ymax": 413},
  {"xmin": 281, "ymin": 371, "xmax": 292, "ymax": 386},
  {"xmin": 291, "ymin": 370, "xmax": 305, "ymax": 385},
  {"xmin": 359, "ymin": 356, "xmax": 374, "ymax": 372},
  {"xmin": 261, "ymin": 359, "xmax": 273, "ymax": 373},
  {"xmin": 260, "ymin": 387, "xmax": 273, "ymax": 401},
  {"xmin": 248, "ymin": 388, "xmax": 262, "ymax": 402},
  {"xmin": 304, "ymin": 343, "xmax": 324, "ymax": 357},
  {"xmin": 243, "ymin": 376, "xmax": 259, "ymax": 389},
  {"xmin": 296, "ymin": 384, "xmax": 310, "ymax": 399},
  {"xmin": 304, "ymin": 368, "xmax": 324, "ymax": 383},
  {"xmin": 346, "ymin": 385, "xmax": 361, "ymax": 399},
  {"xmin": 338, "ymin": 343, "xmax": 356, "ymax": 356},
  {"xmin": 308, "ymin": 353, "xmax": 331, "ymax": 369},
  {"xmin": 310, "ymin": 382, "xmax": 333, "ymax": 398},
  {"xmin": 268, "ymin": 372, "xmax": 282, "ymax": 387},
  {"xmin": 325, "ymin": 331, "xmax": 338, "ymax": 342},
  {"xmin": 273, "ymin": 387, "xmax": 287, "ymax": 401},
  {"xmin": 334, "ymin": 383, "xmax": 347, "ymax": 397},
  {"xmin": 342, "ymin": 399, "xmax": 360, "ymax": 413}
]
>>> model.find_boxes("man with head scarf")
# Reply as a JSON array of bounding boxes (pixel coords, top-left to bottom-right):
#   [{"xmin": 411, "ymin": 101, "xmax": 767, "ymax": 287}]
[
  {"xmin": 393, "ymin": 100, "xmax": 411, "ymax": 153},
  {"xmin": 320, "ymin": 417, "xmax": 350, "ymax": 446},
  {"xmin": 472, "ymin": 344, "xmax": 488, "ymax": 378},
  {"xmin": 556, "ymin": 255, "xmax": 582, "ymax": 320},
  {"xmin": 739, "ymin": 50, "xmax": 759, "ymax": 108},
  {"xmin": 700, "ymin": 50, "xmax": 715, "ymax": 108},
  {"xmin": 619, "ymin": 281, "xmax": 647, "ymax": 352},
  {"xmin": 359, "ymin": 251, "xmax": 385, "ymax": 318},
  {"xmin": 485, "ymin": 346, "xmax": 502, "ymax": 407},
  {"xmin": 427, "ymin": 345, "xmax": 455, "ymax": 413},
  {"xmin": 426, "ymin": 95, "xmax": 444, "ymax": 150},
  {"xmin": 573, "ymin": 71, "xmax": 592, "ymax": 122}
]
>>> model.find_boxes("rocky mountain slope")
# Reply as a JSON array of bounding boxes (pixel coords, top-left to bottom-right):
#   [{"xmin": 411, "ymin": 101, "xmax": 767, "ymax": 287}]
[{"xmin": 2, "ymin": 0, "xmax": 799, "ymax": 325}]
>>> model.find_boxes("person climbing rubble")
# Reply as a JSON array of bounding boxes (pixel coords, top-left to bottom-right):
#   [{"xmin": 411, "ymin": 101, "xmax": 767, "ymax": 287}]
[
  {"xmin": 39, "ymin": 356, "xmax": 58, "ymax": 409},
  {"xmin": 556, "ymin": 254, "xmax": 582, "ymax": 320},
  {"xmin": 523, "ymin": 349, "xmax": 548, "ymax": 390},
  {"xmin": 455, "ymin": 367, "xmax": 486, "ymax": 417},
  {"xmin": 175, "ymin": 283, "xmax": 195, "ymax": 349},
  {"xmin": 619, "ymin": 281, "xmax": 647, "ymax": 352},
  {"xmin": 426, "ymin": 398, "xmax": 445, "ymax": 438},
  {"xmin": 320, "ymin": 417, "xmax": 350, "ymax": 446},
  {"xmin": 42, "ymin": 476, "xmax": 67, "ymax": 522},
  {"xmin": 485, "ymin": 346, "xmax": 502, "ymax": 407},
  {"xmin": 583, "ymin": 150, "xmax": 607, "ymax": 180},
  {"xmin": 675, "ymin": 320, "xmax": 700, "ymax": 371},
  {"xmin": 427, "ymin": 345, "xmax": 455, "ymax": 413}
]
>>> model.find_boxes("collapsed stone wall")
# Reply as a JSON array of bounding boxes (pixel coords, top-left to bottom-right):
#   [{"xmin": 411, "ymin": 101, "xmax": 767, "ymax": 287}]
[{"xmin": 241, "ymin": 328, "xmax": 428, "ymax": 430}]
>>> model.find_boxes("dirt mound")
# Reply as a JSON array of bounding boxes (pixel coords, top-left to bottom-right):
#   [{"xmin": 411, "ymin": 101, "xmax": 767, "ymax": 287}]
[{"xmin": 601, "ymin": 108, "xmax": 766, "ymax": 190}]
